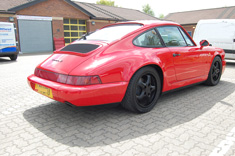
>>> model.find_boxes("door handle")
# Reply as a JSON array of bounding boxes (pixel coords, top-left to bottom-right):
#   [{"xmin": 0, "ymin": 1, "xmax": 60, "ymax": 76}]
[{"xmin": 173, "ymin": 53, "xmax": 181, "ymax": 57}]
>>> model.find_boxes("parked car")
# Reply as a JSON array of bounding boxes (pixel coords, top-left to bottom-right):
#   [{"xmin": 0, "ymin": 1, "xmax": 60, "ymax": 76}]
[
  {"xmin": 27, "ymin": 20, "xmax": 226, "ymax": 113},
  {"xmin": 0, "ymin": 22, "xmax": 18, "ymax": 60},
  {"xmin": 193, "ymin": 19, "xmax": 235, "ymax": 60}
]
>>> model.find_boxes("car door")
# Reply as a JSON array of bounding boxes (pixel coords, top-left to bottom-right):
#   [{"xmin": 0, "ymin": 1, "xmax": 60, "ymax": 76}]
[
  {"xmin": 132, "ymin": 28, "xmax": 177, "ymax": 88},
  {"xmin": 156, "ymin": 26, "xmax": 207, "ymax": 81}
]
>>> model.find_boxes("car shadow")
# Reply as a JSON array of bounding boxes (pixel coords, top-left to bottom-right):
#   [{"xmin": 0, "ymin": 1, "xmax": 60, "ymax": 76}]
[
  {"xmin": 0, "ymin": 57, "xmax": 17, "ymax": 64},
  {"xmin": 23, "ymin": 80, "xmax": 234, "ymax": 147}
]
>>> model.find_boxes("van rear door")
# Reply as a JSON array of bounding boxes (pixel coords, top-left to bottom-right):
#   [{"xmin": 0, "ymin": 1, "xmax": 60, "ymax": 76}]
[{"xmin": 0, "ymin": 22, "xmax": 18, "ymax": 60}]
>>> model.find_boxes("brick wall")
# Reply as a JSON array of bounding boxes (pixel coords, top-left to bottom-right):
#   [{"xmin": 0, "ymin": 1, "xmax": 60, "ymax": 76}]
[
  {"xmin": 52, "ymin": 19, "xmax": 64, "ymax": 38},
  {"xmin": 16, "ymin": 0, "xmax": 89, "ymax": 19},
  {"xmin": 15, "ymin": 0, "xmax": 90, "ymax": 39},
  {"xmin": 0, "ymin": 17, "xmax": 10, "ymax": 22},
  {"xmin": 87, "ymin": 20, "xmax": 116, "ymax": 32}
]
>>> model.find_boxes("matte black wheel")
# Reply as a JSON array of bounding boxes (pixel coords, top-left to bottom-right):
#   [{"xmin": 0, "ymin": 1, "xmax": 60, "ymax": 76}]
[
  {"xmin": 121, "ymin": 67, "xmax": 161, "ymax": 113},
  {"xmin": 9, "ymin": 54, "xmax": 18, "ymax": 61},
  {"xmin": 205, "ymin": 56, "xmax": 222, "ymax": 86}
]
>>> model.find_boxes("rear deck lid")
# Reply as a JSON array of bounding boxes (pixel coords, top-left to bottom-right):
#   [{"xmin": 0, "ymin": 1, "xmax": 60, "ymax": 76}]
[{"xmin": 38, "ymin": 53, "xmax": 88, "ymax": 75}]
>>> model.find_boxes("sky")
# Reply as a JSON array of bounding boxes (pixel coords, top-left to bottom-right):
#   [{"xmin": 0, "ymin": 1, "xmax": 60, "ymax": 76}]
[{"xmin": 76, "ymin": 0, "xmax": 235, "ymax": 17}]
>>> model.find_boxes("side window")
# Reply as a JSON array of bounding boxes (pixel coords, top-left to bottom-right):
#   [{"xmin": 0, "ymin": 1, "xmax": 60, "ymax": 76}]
[
  {"xmin": 179, "ymin": 28, "xmax": 195, "ymax": 46},
  {"xmin": 157, "ymin": 26, "xmax": 187, "ymax": 47},
  {"xmin": 133, "ymin": 29, "xmax": 163, "ymax": 47}
]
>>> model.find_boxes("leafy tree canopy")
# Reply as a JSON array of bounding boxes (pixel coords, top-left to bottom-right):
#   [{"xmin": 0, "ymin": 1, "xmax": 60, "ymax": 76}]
[
  {"xmin": 158, "ymin": 14, "xmax": 165, "ymax": 19},
  {"xmin": 142, "ymin": 4, "xmax": 155, "ymax": 17},
  {"xmin": 96, "ymin": 0, "xmax": 117, "ymax": 7}
]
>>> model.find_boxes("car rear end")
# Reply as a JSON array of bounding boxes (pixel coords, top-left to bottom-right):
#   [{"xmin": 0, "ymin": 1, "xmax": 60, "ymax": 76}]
[{"xmin": 27, "ymin": 41, "xmax": 128, "ymax": 106}]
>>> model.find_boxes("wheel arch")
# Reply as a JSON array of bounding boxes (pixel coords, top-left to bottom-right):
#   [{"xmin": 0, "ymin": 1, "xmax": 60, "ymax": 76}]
[
  {"xmin": 209, "ymin": 54, "xmax": 222, "ymax": 68},
  {"xmin": 129, "ymin": 64, "xmax": 164, "ymax": 92}
]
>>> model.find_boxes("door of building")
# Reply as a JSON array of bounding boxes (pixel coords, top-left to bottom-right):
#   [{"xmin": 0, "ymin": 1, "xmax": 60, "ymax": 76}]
[{"xmin": 18, "ymin": 16, "xmax": 53, "ymax": 53}]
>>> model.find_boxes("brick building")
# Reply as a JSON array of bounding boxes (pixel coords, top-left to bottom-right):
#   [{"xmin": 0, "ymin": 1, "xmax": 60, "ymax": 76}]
[
  {"xmin": 165, "ymin": 6, "xmax": 235, "ymax": 37},
  {"xmin": 0, "ymin": 0, "xmax": 158, "ymax": 53}
]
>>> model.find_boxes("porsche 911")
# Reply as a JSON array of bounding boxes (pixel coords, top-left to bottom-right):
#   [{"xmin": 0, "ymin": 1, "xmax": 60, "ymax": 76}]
[{"xmin": 27, "ymin": 21, "xmax": 226, "ymax": 113}]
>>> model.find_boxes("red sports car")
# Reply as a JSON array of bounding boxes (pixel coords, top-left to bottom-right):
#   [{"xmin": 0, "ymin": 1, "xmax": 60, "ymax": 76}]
[{"xmin": 27, "ymin": 21, "xmax": 226, "ymax": 113}]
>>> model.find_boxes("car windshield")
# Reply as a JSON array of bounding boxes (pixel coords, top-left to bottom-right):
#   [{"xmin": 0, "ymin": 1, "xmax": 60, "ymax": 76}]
[{"xmin": 81, "ymin": 24, "xmax": 143, "ymax": 42}]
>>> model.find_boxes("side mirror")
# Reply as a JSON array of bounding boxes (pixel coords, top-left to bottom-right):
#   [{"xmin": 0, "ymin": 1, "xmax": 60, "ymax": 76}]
[{"xmin": 200, "ymin": 40, "xmax": 209, "ymax": 47}]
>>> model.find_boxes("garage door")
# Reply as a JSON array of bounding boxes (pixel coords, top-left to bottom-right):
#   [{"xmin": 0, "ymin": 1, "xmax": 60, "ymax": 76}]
[{"xmin": 18, "ymin": 18, "xmax": 53, "ymax": 53}]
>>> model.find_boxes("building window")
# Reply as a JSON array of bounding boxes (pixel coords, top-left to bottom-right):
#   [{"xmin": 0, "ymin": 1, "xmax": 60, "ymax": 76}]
[
  {"xmin": 187, "ymin": 31, "xmax": 192, "ymax": 37},
  {"xmin": 63, "ymin": 18, "xmax": 86, "ymax": 45}
]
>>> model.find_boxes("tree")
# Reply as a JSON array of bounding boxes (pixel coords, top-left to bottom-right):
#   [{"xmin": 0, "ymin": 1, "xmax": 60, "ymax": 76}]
[
  {"xmin": 96, "ymin": 0, "xmax": 117, "ymax": 7},
  {"xmin": 158, "ymin": 14, "xmax": 164, "ymax": 19},
  {"xmin": 142, "ymin": 4, "xmax": 155, "ymax": 17}
]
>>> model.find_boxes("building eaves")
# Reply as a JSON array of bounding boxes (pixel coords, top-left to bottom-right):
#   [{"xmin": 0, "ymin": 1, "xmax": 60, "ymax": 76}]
[
  {"xmin": 0, "ymin": 10, "xmax": 15, "ymax": 14},
  {"xmin": 165, "ymin": 6, "xmax": 235, "ymax": 25}
]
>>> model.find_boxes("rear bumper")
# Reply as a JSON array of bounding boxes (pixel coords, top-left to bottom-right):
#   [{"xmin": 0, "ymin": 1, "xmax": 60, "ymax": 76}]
[
  {"xmin": 0, "ymin": 51, "xmax": 19, "ymax": 57},
  {"xmin": 27, "ymin": 74, "xmax": 128, "ymax": 106}
]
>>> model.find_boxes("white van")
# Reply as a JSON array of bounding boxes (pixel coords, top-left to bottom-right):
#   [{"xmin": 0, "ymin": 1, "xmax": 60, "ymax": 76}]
[
  {"xmin": 0, "ymin": 22, "xmax": 18, "ymax": 60},
  {"xmin": 193, "ymin": 19, "xmax": 235, "ymax": 60}
]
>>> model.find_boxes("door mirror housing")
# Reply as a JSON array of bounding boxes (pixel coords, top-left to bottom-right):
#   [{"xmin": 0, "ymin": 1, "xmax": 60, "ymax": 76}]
[{"xmin": 200, "ymin": 40, "xmax": 209, "ymax": 47}]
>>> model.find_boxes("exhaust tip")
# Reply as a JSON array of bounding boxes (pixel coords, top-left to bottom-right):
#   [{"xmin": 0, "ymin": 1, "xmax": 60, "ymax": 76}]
[{"xmin": 64, "ymin": 101, "xmax": 75, "ymax": 107}]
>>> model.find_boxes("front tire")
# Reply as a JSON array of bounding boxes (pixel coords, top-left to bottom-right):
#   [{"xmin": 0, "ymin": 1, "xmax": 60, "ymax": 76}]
[
  {"xmin": 9, "ymin": 54, "xmax": 18, "ymax": 61},
  {"xmin": 205, "ymin": 56, "xmax": 222, "ymax": 86},
  {"xmin": 121, "ymin": 67, "xmax": 161, "ymax": 113}
]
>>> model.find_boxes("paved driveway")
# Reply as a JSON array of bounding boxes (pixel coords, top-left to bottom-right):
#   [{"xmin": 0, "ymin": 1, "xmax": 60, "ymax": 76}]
[{"xmin": 1, "ymin": 55, "xmax": 235, "ymax": 156}]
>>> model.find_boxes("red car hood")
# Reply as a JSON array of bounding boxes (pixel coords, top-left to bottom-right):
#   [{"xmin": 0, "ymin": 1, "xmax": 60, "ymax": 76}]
[{"xmin": 37, "ymin": 41, "xmax": 108, "ymax": 75}]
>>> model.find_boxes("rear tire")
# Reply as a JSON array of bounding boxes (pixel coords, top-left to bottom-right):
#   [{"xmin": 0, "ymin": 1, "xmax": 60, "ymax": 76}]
[
  {"xmin": 121, "ymin": 66, "xmax": 161, "ymax": 113},
  {"xmin": 205, "ymin": 56, "xmax": 222, "ymax": 86},
  {"xmin": 10, "ymin": 54, "xmax": 18, "ymax": 61}
]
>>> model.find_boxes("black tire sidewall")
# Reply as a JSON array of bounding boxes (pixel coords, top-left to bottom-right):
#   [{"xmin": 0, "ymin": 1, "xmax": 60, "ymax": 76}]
[
  {"xmin": 207, "ymin": 56, "xmax": 222, "ymax": 86},
  {"xmin": 129, "ymin": 67, "xmax": 161, "ymax": 113},
  {"xmin": 10, "ymin": 54, "xmax": 18, "ymax": 61}
]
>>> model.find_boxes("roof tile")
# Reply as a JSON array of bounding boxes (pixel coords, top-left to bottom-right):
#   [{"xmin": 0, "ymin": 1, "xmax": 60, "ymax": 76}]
[
  {"xmin": 0, "ymin": 0, "xmax": 158, "ymax": 21},
  {"xmin": 0, "ymin": 0, "xmax": 29, "ymax": 10},
  {"xmin": 73, "ymin": 1, "xmax": 158, "ymax": 21},
  {"xmin": 165, "ymin": 6, "xmax": 235, "ymax": 25}
]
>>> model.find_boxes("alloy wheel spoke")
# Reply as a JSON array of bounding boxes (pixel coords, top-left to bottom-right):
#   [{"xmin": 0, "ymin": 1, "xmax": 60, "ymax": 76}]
[
  {"xmin": 146, "ymin": 75, "xmax": 151, "ymax": 86},
  {"xmin": 213, "ymin": 65, "xmax": 217, "ymax": 71},
  {"xmin": 215, "ymin": 62, "xmax": 219, "ymax": 69},
  {"xmin": 150, "ymin": 85, "xmax": 156, "ymax": 92},
  {"xmin": 212, "ymin": 71, "xmax": 217, "ymax": 77},
  {"xmin": 138, "ymin": 79, "xmax": 146, "ymax": 89},
  {"xmin": 136, "ymin": 73, "xmax": 157, "ymax": 108},
  {"xmin": 136, "ymin": 91, "xmax": 146, "ymax": 100}
]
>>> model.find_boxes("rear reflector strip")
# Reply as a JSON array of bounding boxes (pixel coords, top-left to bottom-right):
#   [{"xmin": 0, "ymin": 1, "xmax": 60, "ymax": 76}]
[
  {"xmin": 34, "ymin": 68, "xmax": 102, "ymax": 85},
  {"xmin": 34, "ymin": 68, "xmax": 67, "ymax": 83}
]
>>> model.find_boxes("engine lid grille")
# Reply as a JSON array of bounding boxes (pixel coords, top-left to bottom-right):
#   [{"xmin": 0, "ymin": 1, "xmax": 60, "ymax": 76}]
[{"xmin": 60, "ymin": 44, "xmax": 99, "ymax": 53}]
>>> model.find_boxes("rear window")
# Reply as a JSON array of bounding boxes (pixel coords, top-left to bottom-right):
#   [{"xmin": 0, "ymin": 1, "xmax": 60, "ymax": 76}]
[{"xmin": 81, "ymin": 24, "xmax": 142, "ymax": 42}]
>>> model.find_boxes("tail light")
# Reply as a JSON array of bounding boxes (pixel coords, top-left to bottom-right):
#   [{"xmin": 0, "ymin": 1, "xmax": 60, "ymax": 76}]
[
  {"xmin": 34, "ymin": 68, "xmax": 101, "ymax": 85},
  {"xmin": 66, "ymin": 75, "xmax": 101, "ymax": 85}
]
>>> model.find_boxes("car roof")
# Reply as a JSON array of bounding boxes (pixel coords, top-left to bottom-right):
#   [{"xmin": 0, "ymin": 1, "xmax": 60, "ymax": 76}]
[{"xmin": 102, "ymin": 20, "xmax": 180, "ymax": 29}]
